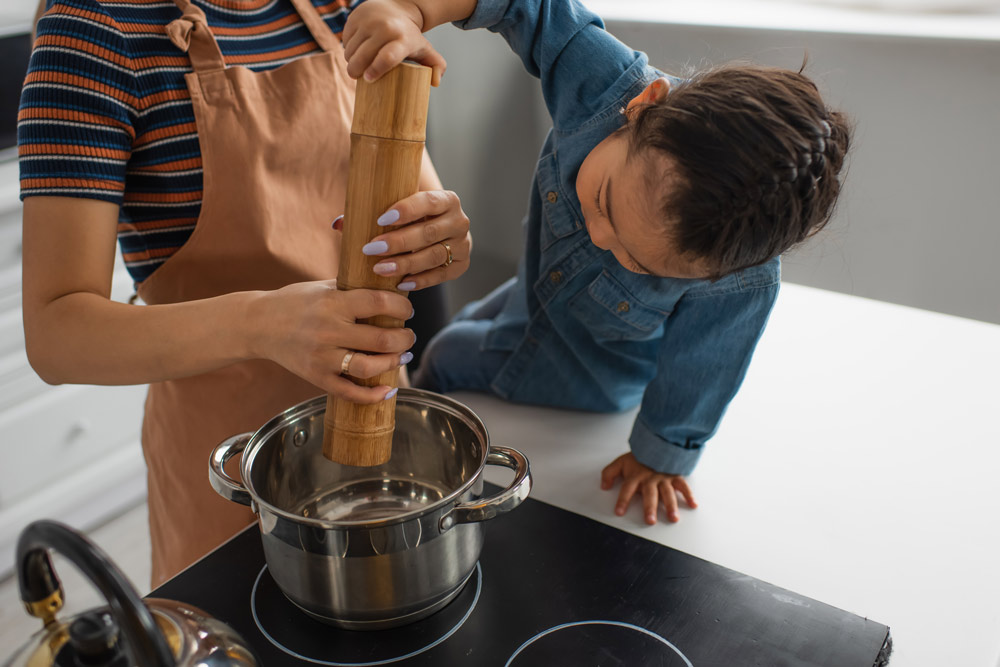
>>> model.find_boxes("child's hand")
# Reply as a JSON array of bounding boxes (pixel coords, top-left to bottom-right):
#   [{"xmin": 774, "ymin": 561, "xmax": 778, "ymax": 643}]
[
  {"xmin": 336, "ymin": 189, "xmax": 471, "ymax": 291},
  {"xmin": 342, "ymin": 0, "xmax": 447, "ymax": 86},
  {"xmin": 600, "ymin": 453, "xmax": 698, "ymax": 525}
]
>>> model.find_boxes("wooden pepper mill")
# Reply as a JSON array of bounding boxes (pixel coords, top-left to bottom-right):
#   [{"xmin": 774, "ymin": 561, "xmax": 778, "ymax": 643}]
[{"xmin": 323, "ymin": 62, "xmax": 432, "ymax": 466}]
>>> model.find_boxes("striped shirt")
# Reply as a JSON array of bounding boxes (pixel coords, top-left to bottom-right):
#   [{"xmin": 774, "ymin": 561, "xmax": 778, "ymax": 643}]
[{"xmin": 18, "ymin": 0, "xmax": 358, "ymax": 283}]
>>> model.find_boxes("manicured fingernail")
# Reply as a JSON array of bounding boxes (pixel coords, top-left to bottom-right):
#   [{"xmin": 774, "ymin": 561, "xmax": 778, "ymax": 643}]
[
  {"xmin": 377, "ymin": 209, "xmax": 400, "ymax": 226},
  {"xmin": 331, "ymin": 215, "xmax": 343, "ymax": 229},
  {"xmin": 400, "ymin": 351, "xmax": 414, "ymax": 365},
  {"xmin": 398, "ymin": 281, "xmax": 416, "ymax": 291},
  {"xmin": 373, "ymin": 261, "xmax": 397, "ymax": 275},
  {"xmin": 408, "ymin": 306, "xmax": 415, "ymax": 319},
  {"xmin": 362, "ymin": 240, "xmax": 389, "ymax": 255},
  {"xmin": 384, "ymin": 387, "xmax": 398, "ymax": 400}
]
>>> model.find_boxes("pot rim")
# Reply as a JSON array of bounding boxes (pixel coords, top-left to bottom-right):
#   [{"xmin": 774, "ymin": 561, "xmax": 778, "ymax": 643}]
[{"xmin": 239, "ymin": 388, "xmax": 491, "ymax": 530}]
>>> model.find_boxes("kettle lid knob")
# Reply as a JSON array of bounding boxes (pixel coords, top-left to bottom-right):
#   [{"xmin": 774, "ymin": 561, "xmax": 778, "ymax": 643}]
[{"xmin": 68, "ymin": 610, "xmax": 126, "ymax": 666}]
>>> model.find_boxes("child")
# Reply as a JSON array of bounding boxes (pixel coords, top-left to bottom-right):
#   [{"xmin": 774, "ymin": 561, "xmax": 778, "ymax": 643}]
[{"xmin": 343, "ymin": 0, "xmax": 851, "ymax": 525}]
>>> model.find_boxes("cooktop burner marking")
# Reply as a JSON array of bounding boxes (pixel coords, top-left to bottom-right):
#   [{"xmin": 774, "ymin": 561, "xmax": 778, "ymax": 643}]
[
  {"xmin": 503, "ymin": 620, "xmax": 694, "ymax": 667},
  {"xmin": 250, "ymin": 562, "xmax": 483, "ymax": 666}
]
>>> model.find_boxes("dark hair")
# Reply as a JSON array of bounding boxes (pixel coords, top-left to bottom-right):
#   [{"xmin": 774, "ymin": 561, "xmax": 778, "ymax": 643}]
[{"xmin": 624, "ymin": 63, "xmax": 852, "ymax": 277}]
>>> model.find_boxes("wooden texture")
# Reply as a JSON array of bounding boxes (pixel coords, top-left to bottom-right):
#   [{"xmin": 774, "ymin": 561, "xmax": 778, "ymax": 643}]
[{"xmin": 323, "ymin": 63, "xmax": 432, "ymax": 466}]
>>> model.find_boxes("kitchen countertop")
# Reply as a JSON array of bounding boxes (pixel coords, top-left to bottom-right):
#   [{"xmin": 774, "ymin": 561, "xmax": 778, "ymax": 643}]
[{"xmin": 459, "ymin": 282, "xmax": 1000, "ymax": 667}]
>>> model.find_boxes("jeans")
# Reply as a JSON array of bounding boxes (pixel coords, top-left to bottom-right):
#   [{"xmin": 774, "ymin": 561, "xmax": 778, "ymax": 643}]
[{"xmin": 412, "ymin": 280, "xmax": 513, "ymax": 394}]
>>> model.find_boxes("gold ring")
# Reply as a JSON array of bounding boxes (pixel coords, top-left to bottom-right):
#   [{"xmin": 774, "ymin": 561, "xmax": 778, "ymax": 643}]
[
  {"xmin": 438, "ymin": 241, "xmax": 454, "ymax": 267},
  {"xmin": 340, "ymin": 350, "xmax": 355, "ymax": 375}
]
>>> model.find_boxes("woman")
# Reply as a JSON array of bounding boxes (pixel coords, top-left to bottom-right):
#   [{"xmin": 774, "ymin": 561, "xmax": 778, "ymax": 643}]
[{"xmin": 19, "ymin": 0, "xmax": 467, "ymax": 585}]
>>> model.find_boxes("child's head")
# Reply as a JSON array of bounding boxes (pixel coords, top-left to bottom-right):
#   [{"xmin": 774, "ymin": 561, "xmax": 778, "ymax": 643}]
[{"xmin": 576, "ymin": 64, "xmax": 851, "ymax": 280}]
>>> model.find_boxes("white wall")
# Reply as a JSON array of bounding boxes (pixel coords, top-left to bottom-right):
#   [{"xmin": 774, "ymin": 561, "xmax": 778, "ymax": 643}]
[
  {"xmin": 426, "ymin": 10, "xmax": 1000, "ymax": 324},
  {"xmin": 0, "ymin": 0, "xmax": 38, "ymax": 32},
  {"xmin": 12, "ymin": 0, "xmax": 997, "ymax": 321}
]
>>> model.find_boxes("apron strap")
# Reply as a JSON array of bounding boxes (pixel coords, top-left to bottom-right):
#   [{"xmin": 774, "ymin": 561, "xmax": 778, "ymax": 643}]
[
  {"xmin": 288, "ymin": 0, "xmax": 344, "ymax": 54},
  {"xmin": 166, "ymin": 0, "xmax": 227, "ymax": 73}
]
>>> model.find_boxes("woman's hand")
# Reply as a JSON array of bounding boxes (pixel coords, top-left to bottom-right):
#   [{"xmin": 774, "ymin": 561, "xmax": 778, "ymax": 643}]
[
  {"xmin": 600, "ymin": 453, "xmax": 698, "ymax": 525},
  {"xmin": 247, "ymin": 280, "xmax": 416, "ymax": 403},
  {"xmin": 337, "ymin": 189, "xmax": 472, "ymax": 292},
  {"xmin": 342, "ymin": 0, "xmax": 447, "ymax": 86}
]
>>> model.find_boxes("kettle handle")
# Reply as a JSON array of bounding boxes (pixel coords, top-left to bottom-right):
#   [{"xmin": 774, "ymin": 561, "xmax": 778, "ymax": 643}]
[
  {"xmin": 209, "ymin": 432, "xmax": 254, "ymax": 507},
  {"xmin": 16, "ymin": 520, "xmax": 175, "ymax": 666},
  {"xmin": 438, "ymin": 446, "xmax": 532, "ymax": 532}
]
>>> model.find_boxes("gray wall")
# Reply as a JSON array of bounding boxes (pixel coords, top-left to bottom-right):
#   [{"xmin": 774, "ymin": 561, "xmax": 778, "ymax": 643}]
[{"xmin": 426, "ymin": 21, "xmax": 1000, "ymax": 324}]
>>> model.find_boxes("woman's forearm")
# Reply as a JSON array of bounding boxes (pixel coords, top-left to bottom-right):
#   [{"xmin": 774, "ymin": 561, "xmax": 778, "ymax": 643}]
[
  {"xmin": 25, "ymin": 288, "xmax": 260, "ymax": 386},
  {"xmin": 21, "ymin": 196, "xmax": 262, "ymax": 386}
]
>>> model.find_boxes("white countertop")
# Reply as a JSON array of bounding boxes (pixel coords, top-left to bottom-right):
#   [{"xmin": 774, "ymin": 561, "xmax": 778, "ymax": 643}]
[{"xmin": 462, "ymin": 282, "xmax": 1000, "ymax": 667}]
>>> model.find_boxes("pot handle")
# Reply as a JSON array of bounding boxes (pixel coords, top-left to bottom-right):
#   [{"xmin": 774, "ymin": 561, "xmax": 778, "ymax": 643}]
[
  {"xmin": 209, "ymin": 433, "xmax": 253, "ymax": 507},
  {"xmin": 439, "ymin": 446, "xmax": 532, "ymax": 532}
]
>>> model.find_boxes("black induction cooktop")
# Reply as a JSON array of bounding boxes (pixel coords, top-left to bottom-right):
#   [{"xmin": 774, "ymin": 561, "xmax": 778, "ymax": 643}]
[{"xmin": 151, "ymin": 488, "xmax": 891, "ymax": 666}]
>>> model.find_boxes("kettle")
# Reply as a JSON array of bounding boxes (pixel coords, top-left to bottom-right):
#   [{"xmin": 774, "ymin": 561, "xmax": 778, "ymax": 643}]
[{"xmin": 3, "ymin": 520, "xmax": 259, "ymax": 667}]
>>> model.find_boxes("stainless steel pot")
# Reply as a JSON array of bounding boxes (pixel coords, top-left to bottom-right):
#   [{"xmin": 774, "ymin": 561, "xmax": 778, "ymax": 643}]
[{"xmin": 209, "ymin": 388, "xmax": 531, "ymax": 630}]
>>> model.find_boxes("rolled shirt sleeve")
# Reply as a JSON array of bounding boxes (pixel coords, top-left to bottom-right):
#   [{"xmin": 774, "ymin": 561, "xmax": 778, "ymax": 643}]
[
  {"xmin": 454, "ymin": 0, "xmax": 648, "ymax": 131},
  {"xmin": 629, "ymin": 264, "xmax": 781, "ymax": 476}
]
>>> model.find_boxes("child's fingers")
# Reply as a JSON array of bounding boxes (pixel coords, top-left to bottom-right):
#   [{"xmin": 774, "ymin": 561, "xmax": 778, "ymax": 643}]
[
  {"xmin": 615, "ymin": 477, "xmax": 641, "ymax": 516},
  {"xmin": 430, "ymin": 65, "xmax": 443, "ymax": 88},
  {"xmin": 658, "ymin": 481, "xmax": 680, "ymax": 522},
  {"xmin": 344, "ymin": 35, "xmax": 379, "ymax": 80},
  {"xmin": 341, "ymin": 18, "xmax": 355, "ymax": 48},
  {"xmin": 673, "ymin": 477, "xmax": 698, "ymax": 509},
  {"xmin": 341, "ymin": 24, "xmax": 361, "ymax": 60},
  {"xmin": 348, "ymin": 36, "xmax": 412, "ymax": 83},
  {"xmin": 641, "ymin": 480, "xmax": 659, "ymax": 525},
  {"xmin": 600, "ymin": 457, "xmax": 624, "ymax": 489},
  {"xmin": 365, "ymin": 40, "xmax": 412, "ymax": 82},
  {"xmin": 367, "ymin": 38, "xmax": 446, "ymax": 84},
  {"xmin": 405, "ymin": 42, "xmax": 448, "ymax": 86}
]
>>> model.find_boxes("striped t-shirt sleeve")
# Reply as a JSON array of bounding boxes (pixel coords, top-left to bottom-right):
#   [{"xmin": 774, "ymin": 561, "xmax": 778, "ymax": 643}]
[{"xmin": 17, "ymin": 0, "xmax": 138, "ymax": 203}]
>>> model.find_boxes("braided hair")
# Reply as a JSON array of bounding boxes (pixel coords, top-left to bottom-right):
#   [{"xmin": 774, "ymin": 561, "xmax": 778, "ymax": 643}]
[{"xmin": 624, "ymin": 64, "xmax": 852, "ymax": 277}]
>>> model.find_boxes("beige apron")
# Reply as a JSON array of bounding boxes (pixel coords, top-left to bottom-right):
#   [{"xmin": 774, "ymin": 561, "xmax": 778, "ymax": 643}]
[{"xmin": 140, "ymin": 0, "xmax": 355, "ymax": 586}]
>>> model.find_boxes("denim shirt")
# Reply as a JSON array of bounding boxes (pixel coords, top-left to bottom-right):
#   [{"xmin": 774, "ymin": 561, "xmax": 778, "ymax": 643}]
[{"xmin": 456, "ymin": 0, "xmax": 780, "ymax": 476}]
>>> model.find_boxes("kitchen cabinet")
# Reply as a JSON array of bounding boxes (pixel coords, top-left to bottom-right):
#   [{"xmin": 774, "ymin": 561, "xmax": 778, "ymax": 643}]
[{"xmin": 0, "ymin": 159, "xmax": 147, "ymax": 579}]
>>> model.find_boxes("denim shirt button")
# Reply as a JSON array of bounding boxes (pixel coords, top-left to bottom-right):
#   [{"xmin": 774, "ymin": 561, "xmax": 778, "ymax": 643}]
[
  {"xmin": 617, "ymin": 300, "xmax": 630, "ymax": 313},
  {"xmin": 549, "ymin": 270, "xmax": 563, "ymax": 284},
  {"xmin": 546, "ymin": 191, "xmax": 558, "ymax": 203}
]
